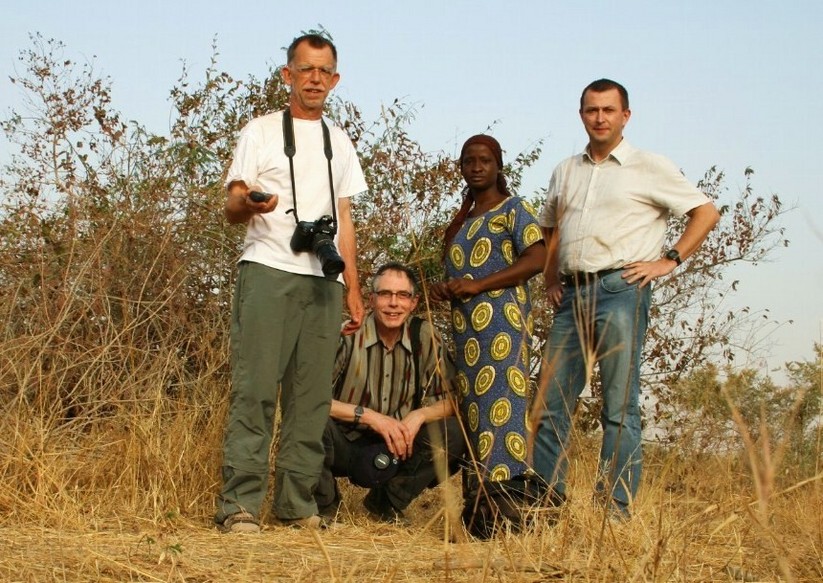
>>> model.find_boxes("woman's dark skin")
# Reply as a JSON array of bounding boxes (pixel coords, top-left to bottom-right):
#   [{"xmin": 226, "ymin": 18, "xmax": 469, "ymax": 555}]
[{"xmin": 430, "ymin": 143, "xmax": 546, "ymax": 301}]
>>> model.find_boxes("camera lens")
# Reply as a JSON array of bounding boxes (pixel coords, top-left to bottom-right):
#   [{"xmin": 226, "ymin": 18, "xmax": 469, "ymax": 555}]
[
  {"xmin": 373, "ymin": 453, "xmax": 391, "ymax": 470},
  {"xmin": 313, "ymin": 236, "xmax": 345, "ymax": 280}
]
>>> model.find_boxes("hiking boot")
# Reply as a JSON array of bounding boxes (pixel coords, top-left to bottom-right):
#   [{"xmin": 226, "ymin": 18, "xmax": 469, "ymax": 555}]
[
  {"xmin": 363, "ymin": 488, "xmax": 411, "ymax": 526},
  {"xmin": 216, "ymin": 511, "xmax": 260, "ymax": 534}
]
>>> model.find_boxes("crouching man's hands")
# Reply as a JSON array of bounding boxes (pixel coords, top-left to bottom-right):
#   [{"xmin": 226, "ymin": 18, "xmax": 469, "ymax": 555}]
[{"xmin": 362, "ymin": 408, "xmax": 414, "ymax": 460}]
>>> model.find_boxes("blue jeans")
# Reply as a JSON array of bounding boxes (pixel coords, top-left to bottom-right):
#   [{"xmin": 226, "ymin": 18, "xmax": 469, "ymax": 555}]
[{"xmin": 533, "ymin": 270, "xmax": 650, "ymax": 512}]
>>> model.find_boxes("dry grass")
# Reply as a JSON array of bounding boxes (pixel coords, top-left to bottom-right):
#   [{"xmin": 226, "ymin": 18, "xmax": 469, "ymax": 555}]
[{"xmin": 2, "ymin": 402, "xmax": 821, "ymax": 583}]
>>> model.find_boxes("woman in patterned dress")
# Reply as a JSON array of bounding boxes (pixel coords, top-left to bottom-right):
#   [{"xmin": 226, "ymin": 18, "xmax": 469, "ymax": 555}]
[{"xmin": 430, "ymin": 135, "xmax": 546, "ymax": 537}]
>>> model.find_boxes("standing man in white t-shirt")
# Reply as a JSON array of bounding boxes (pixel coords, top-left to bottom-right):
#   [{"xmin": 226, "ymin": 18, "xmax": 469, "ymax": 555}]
[
  {"xmin": 535, "ymin": 79, "xmax": 719, "ymax": 518},
  {"xmin": 215, "ymin": 33, "xmax": 367, "ymax": 533}
]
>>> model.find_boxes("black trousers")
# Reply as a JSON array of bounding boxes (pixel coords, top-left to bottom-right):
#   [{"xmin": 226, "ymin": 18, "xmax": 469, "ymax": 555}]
[{"xmin": 314, "ymin": 416, "xmax": 466, "ymax": 513}]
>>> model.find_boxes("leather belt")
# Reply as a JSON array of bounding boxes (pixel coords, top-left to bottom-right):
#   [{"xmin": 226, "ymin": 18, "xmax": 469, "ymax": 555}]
[{"xmin": 560, "ymin": 268, "xmax": 623, "ymax": 286}]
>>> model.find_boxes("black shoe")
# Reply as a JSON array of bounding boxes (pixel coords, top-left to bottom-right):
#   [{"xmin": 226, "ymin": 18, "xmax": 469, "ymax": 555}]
[{"xmin": 363, "ymin": 488, "xmax": 410, "ymax": 526}]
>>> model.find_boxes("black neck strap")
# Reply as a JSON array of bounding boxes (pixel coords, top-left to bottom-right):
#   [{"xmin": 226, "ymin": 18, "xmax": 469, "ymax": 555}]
[{"xmin": 282, "ymin": 108, "xmax": 336, "ymax": 227}]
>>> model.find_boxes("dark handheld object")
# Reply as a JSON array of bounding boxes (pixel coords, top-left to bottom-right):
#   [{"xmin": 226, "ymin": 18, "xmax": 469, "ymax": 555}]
[
  {"xmin": 347, "ymin": 440, "xmax": 399, "ymax": 488},
  {"xmin": 290, "ymin": 214, "xmax": 345, "ymax": 281},
  {"xmin": 249, "ymin": 191, "xmax": 273, "ymax": 203},
  {"xmin": 373, "ymin": 452, "xmax": 396, "ymax": 470}
]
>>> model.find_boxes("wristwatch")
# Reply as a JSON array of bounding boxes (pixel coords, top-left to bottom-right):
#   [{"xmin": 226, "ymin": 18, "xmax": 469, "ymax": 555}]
[
  {"xmin": 353, "ymin": 405, "xmax": 364, "ymax": 424},
  {"xmin": 664, "ymin": 248, "xmax": 682, "ymax": 266}
]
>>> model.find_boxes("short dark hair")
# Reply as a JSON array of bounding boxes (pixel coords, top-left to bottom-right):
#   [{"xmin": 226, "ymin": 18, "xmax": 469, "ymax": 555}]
[
  {"xmin": 286, "ymin": 33, "xmax": 338, "ymax": 64},
  {"xmin": 371, "ymin": 262, "xmax": 419, "ymax": 295},
  {"xmin": 580, "ymin": 78, "xmax": 629, "ymax": 110}
]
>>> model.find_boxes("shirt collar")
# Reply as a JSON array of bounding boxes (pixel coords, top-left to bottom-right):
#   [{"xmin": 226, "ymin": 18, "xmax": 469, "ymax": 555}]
[
  {"xmin": 583, "ymin": 138, "xmax": 635, "ymax": 165},
  {"xmin": 362, "ymin": 312, "xmax": 413, "ymax": 353}
]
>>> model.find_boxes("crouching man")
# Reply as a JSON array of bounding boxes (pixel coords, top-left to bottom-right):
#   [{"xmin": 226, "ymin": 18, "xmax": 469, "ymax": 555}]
[{"xmin": 314, "ymin": 262, "xmax": 466, "ymax": 525}]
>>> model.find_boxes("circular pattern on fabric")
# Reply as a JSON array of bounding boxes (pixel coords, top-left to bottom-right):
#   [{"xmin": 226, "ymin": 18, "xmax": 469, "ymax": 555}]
[
  {"xmin": 456, "ymin": 371, "xmax": 470, "ymax": 398},
  {"xmin": 526, "ymin": 312, "xmax": 534, "ymax": 334},
  {"xmin": 489, "ymin": 397, "xmax": 512, "ymax": 427},
  {"xmin": 506, "ymin": 366, "xmax": 528, "ymax": 397},
  {"xmin": 449, "ymin": 244, "xmax": 465, "ymax": 270},
  {"xmin": 452, "ymin": 308, "xmax": 466, "ymax": 334},
  {"xmin": 520, "ymin": 347, "xmax": 529, "ymax": 368},
  {"xmin": 504, "ymin": 302, "xmax": 522, "ymax": 331},
  {"xmin": 464, "ymin": 337, "xmax": 481, "ymax": 367},
  {"xmin": 505, "ymin": 432, "xmax": 527, "ymax": 462},
  {"xmin": 469, "ymin": 237, "xmax": 492, "ymax": 268},
  {"xmin": 491, "ymin": 332, "xmax": 512, "ymax": 361},
  {"xmin": 477, "ymin": 431, "xmax": 494, "ymax": 461},
  {"xmin": 501, "ymin": 239, "xmax": 514, "ymax": 265},
  {"xmin": 488, "ymin": 214, "xmax": 507, "ymax": 234},
  {"xmin": 515, "ymin": 285, "xmax": 527, "ymax": 304},
  {"xmin": 471, "ymin": 302, "xmax": 493, "ymax": 332},
  {"xmin": 467, "ymin": 401, "xmax": 479, "ymax": 432},
  {"xmin": 474, "ymin": 365, "xmax": 496, "ymax": 396},
  {"xmin": 508, "ymin": 208, "xmax": 517, "ymax": 228},
  {"xmin": 523, "ymin": 223, "xmax": 541, "ymax": 246},
  {"xmin": 488, "ymin": 288, "xmax": 505, "ymax": 299},
  {"xmin": 489, "ymin": 464, "xmax": 511, "ymax": 482},
  {"xmin": 466, "ymin": 217, "xmax": 485, "ymax": 239}
]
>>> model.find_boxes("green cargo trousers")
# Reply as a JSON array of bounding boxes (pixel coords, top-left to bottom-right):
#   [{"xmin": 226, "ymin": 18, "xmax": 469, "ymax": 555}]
[{"xmin": 215, "ymin": 261, "xmax": 343, "ymax": 523}]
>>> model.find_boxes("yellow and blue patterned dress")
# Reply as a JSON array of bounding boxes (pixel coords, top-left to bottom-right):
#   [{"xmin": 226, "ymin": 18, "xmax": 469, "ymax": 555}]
[{"xmin": 446, "ymin": 196, "xmax": 543, "ymax": 486}]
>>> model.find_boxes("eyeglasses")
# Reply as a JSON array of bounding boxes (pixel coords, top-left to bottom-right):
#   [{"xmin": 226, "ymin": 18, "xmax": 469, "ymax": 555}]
[
  {"xmin": 373, "ymin": 290, "xmax": 415, "ymax": 301},
  {"xmin": 291, "ymin": 64, "xmax": 336, "ymax": 79}
]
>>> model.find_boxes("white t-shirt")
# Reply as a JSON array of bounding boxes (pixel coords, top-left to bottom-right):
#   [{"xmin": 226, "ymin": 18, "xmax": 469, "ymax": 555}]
[
  {"xmin": 539, "ymin": 140, "xmax": 710, "ymax": 273},
  {"xmin": 225, "ymin": 110, "xmax": 368, "ymax": 278}
]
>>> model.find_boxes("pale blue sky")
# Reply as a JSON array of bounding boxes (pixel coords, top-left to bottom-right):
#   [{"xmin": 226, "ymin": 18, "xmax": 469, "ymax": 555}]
[{"xmin": 2, "ymin": 1, "xmax": 821, "ymax": 378}]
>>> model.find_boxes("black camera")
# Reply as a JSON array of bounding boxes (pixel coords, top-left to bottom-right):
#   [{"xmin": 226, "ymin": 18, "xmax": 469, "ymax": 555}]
[
  {"xmin": 289, "ymin": 215, "xmax": 345, "ymax": 281},
  {"xmin": 347, "ymin": 441, "xmax": 399, "ymax": 488}
]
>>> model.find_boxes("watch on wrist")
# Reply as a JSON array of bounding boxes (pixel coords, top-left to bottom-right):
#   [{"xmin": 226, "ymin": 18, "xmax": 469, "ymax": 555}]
[
  {"xmin": 353, "ymin": 405, "xmax": 364, "ymax": 424},
  {"xmin": 664, "ymin": 248, "xmax": 682, "ymax": 266}
]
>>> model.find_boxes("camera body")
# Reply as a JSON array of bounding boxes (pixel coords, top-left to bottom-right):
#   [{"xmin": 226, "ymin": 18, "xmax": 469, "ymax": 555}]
[{"xmin": 290, "ymin": 215, "xmax": 345, "ymax": 281}]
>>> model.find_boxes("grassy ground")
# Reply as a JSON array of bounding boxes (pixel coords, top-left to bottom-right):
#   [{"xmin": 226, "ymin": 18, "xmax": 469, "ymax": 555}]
[{"xmin": 2, "ymin": 425, "xmax": 820, "ymax": 582}]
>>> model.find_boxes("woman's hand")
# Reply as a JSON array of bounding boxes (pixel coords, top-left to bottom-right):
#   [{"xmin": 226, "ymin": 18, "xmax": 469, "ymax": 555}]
[
  {"xmin": 446, "ymin": 277, "xmax": 482, "ymax": 299},
  {"xmin": 429, "ymin": 282, "xmax": 453, "ymax": 301}
]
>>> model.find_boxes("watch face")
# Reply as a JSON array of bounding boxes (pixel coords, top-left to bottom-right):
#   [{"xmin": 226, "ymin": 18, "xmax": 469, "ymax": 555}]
[{"xmin": 666, "ymin": 249, "xmax": 681, "ymax": 264}]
